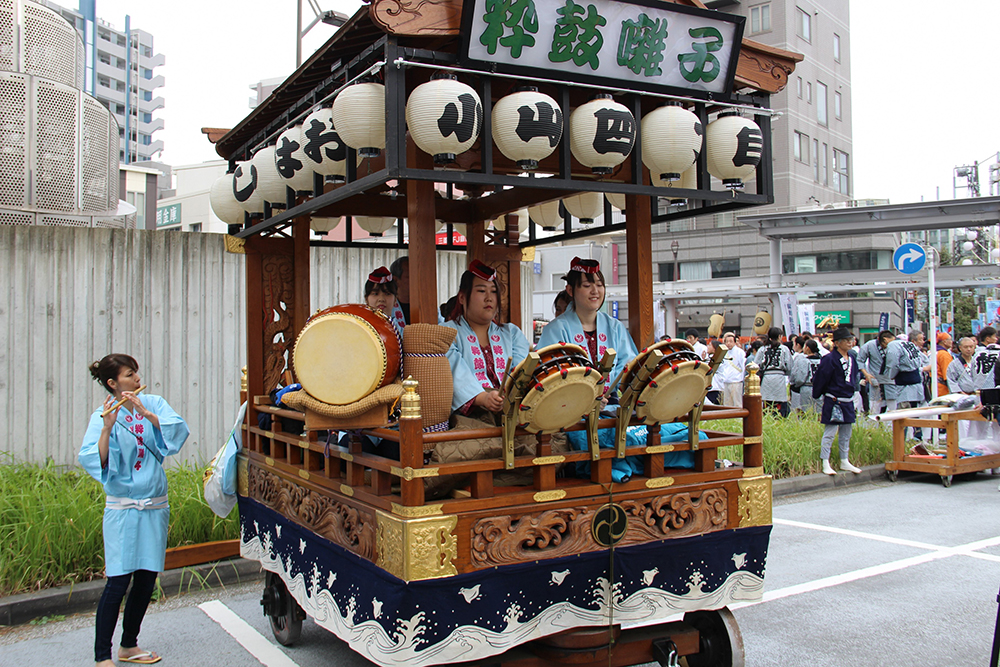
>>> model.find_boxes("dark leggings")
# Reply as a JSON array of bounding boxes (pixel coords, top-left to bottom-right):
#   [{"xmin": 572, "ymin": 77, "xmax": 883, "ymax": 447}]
[
  {"xmin": 763, "ymin": 400, "xmax": 790, "ymax": 418},
  {"xmin": 94, "ymin": 569, "xmax": 158, "ymax": 662}
]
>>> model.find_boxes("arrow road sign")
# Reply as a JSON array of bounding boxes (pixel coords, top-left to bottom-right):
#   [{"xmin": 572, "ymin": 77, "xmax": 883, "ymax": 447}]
[{"xmin": 893, "ymin": 243, "xmax": 926, "ymax": 275}]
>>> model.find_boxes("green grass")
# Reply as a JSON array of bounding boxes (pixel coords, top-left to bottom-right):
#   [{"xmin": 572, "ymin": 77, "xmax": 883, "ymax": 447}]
[{"xmin": 0, "ymin": 455, "xmax": 238, "ymax": 597}]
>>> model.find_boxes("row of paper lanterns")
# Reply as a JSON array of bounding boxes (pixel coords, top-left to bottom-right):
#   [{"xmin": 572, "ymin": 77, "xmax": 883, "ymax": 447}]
[{"xmin": 211, "ymin": 75, "xmax": 764, "ymax": 230}]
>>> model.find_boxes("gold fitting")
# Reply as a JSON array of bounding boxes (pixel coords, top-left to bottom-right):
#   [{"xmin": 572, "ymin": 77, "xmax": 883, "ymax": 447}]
[
  {"xmin": 340, "ymin": 484, "xmax": 354, "ymax": 497},
  {"xmin": 645, "ymin": 444, "xmax": 675, "ymax": 454},
  {"xmin": 533, "ymin": 490, "xmax": 567, "ymax": 503},
  {"xmin": 400, "ymin": 376, "xmax": 422, "ymax": 420},
  {"xmin": 744, "ymin": 362, "xmax": 761, "ymax": 397},
  {"xmin": 391, "ymin": 466, "xmax": 440, "ymax": 480},
  {"xmin": 298, "ymin": 469, "xmax": 310, "ymax": 480},
  {"xmin": 224, "ymin": 235, "xmax": 246, "ymax": 254},
  {"xmin": 241, "ymin": 366, "xmax": 248, "ymax": 393},
  {"xmin": 743, "ymin": 436, "xmax": 762, "ymax": 445},
  {"xmin": 532, "ymin": 455, "xmax": 566, "ymax": 466},
  {"xmin": 265, "ymin": 457, "xmax": 275, "ymax": 467},
  {"xmin": 645, "ymin": 476, "xmax": 675, "ymax": 488}
]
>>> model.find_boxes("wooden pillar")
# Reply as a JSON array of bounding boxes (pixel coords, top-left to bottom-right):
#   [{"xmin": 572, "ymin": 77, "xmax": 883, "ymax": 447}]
[
  {"xmin": 292, "ymin": 215, "xmax": 311, "ymax": 336},
  {"xmin": 504, "ymin": 221, "xmax": 522, "ymax": 330},
  {"xmin": 624, "ymin": 193, "xmax": 653, "ymax": 348},
  {"xmin": 406, "ymin": 152, "xmax": 438, "ymax": 324}
]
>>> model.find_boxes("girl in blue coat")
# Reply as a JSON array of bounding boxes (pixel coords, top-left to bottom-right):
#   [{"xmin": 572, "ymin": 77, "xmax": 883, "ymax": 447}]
[{"xmin": 80, "ymin": 354, "xmax": 189, "ymax": 666}]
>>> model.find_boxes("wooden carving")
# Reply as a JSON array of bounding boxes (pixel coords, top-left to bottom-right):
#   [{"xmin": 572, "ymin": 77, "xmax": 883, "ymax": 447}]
[
  {"xmin": 261, "ymin": 254, "xmax": 294, "ymax": 393},
  {"xmin": 735, "ymin": 40, "xmax": 803, "ymax": 94},
  {"xmin": 249, "ymin": 465, "xmax": 377, "ymax": 560},
  {"xmin": 369, "ymin": 0, "xmax": 462, "ymax": 36},
  {"xmin": 470, "ymin": 488, "xmax": 728, "ymax": 567}
]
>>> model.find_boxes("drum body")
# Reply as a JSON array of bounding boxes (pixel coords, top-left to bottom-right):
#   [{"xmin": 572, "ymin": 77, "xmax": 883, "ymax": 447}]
[
  {"xmin": 293, "ymin": 304, "xmax": 402, "ymax": 405},
  {"xmin": 619, "ymin": 340, "xmax": 712, "ymax": 425},
  {"xmin": 504, "ymin": 343, "xmax": 601, "ymax": 433}
]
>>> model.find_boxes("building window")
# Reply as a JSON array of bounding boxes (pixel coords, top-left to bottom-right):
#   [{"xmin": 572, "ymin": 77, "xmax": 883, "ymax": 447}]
[
  {"xmin": 711, "ymin": 259, "xmax": 740, "ymax": 278},
  {"xmin": 98, "ymin": 75, "xmax": 111, "ymax": 88},
  {"xmin": 115, "ymin": 104, "xmax": 125, "ymax": 115},
  {"xmin": 143, "ymin": 68, "xmax": 152, "ymax": 79},
  {"xmin": 796, "ymin": 77, "xmax": 802, "ymax": 99},
  {"xmin": 813, "ymin": 138, "xmax": 819, "ymax": 182},
  {"xmin": 189, "ymin": 223, "xmax": 202, "ymax": 232},
  {"xmin": 99, "ymin": 52, "xmax": 111, "ymax": 66},
  {"xmin": 833, "ymin": 149, "xmax": 850, "ymax": 195},
  {"xmin": 806, "ymin": 81, "xmax": 812, "ymax": 103},
  {"xmin": 680, "ymin": 261, "xmax": 711, "ymax": 281},
  {"xmin": 750, "ymin": 3, "xmax": 770, "ymax": 34},
  {"xmin": 143, "ymin": 112, "xmax": 152, "ymax": 123},
  {"xmin": 784, "ymin": 251, "xmax": 891, "ymax": 274},
  {"xmin": 822, "ymin": 143, "xmax": 828, "ymax": 185},
  {"xmin": 142, "ymin": 45, "xmax": 152, "ymax": 58},
  {"xmin": 127, "ymin": 191, "xmax": 145, "ymax": 227},
  {"xmin": 797, "ymin": 7, "xmax": 811, "ymax": 42},
  {"xmin": 98, "ymin": 29, "xmax": 110, "ymax": 42},
  {"xmin": 833, "ymin": 33, "xmax": 841, "ymax": 62},
  {"xmin": 116, "ymin": 35, "xmax": 126, "ymax": 47},
  {"xmin": 793, "ymin": 131, "xmax": 809, "ymax": 164},
  {"xmin": 834, "ymin": 91, "xmax": 842, "ymax": 120},
  {"xmin": 144, "ymin": 90, "xmax": 152, "ymax": 101},
  {"xmin": 658, "ymin": 263, "xmax": 675, "ymax": 282},
  {"xmin": 816, "ymin": 81, "xmax": 828, "ymax": 126},
  {"xmin": 115, "ymin": 80, "xmax": 125, "ymax": 92}
]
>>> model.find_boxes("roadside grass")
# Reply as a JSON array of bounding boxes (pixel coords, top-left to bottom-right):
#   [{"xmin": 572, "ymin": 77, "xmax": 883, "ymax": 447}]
[{"xmin": 0, "ymin": 455, "xmax": 238, "ymax": 597}]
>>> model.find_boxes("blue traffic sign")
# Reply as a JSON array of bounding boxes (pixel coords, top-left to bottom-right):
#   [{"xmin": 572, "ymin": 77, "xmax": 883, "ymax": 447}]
[{"xmin": 893, "ymin": 243, "xmax": 926, "ymax": 274}]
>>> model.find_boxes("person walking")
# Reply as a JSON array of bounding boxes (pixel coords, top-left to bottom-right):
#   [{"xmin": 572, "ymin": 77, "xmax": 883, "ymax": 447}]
[
  {"xmin": 790, "ymin": 339, "xmax": 823, "ymax": 412},
  {"xmin": 812, "ymin": 327, "xmax": 862, "ymax": 475},
  {"xmin": 79, "ymin": 354, "xmax": 189, "ymax": 667},
  {"xmin": 857, "ymin": 330, "xmax": 895, "ymax": 415},
  {"xmin": 754, "ymin": 327, "xmax": 792, "ymax": 417}
]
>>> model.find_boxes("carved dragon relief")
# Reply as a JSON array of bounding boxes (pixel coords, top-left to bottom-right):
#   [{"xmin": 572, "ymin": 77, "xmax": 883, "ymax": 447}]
[
  {"xmin": 249, "ymin": 464, "xmax": 377, "ymax": 561},
  {"xmin": 470, "ymin": 488, "xmax": 728, "ymax": 568},
  {"xmin": 369, "ymin": 0, "xmax": 462, "ymax": 36},
  {"xmin": 736, "ymin": 51, "xmax": 795, "ymax": 94}
]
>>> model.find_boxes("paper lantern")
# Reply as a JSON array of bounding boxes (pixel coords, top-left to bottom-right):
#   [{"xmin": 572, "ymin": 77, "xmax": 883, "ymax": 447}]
[
  {"xmin": 232, "ymin": 160, "xmax": 264, "ymax": 213},
  {"xmin": 274, "ymin": 125, "xmax": 316, "ymax": 192},
  {"xmin": 310, "ymin": 216, "xmax": 340, "ymax": 233},
  {"xmin": 251, "ymin": 146, "xmax": 289, "ymax": 204},
  {"xmin": 493, "ymin": 88, "xmax": 563, "ymax": 171},
  {"xmin": 299, "ymin": 108, "xmax": 349, "ymax": 179},
  {"xmin": 529, "ymin": 200, "xmax": 562, "ymax": 231},
  {"xmin": 606, "ymin": 192, "xmax": 625, "ymax": 211},
  {"xmin": 641, "ymin": 103, "xmax": 703, "ymax": 182},
  {"xmin": 356, "ymin": 215, "xmax": 396, "ymax": 237},
  {"xmin": 563, "ymin": 192, "xmax": 604, "ymax": 224},
  {"xmin": 653, "ymin": 166, "xmax": 698, "ymax": 205},
  {"xmin": 570, "ymin": 94, "xmax": 635, "ymax": 175},
  {"xmin": 706, "ymin": 111, "xmax": 763, "ymax": 189},
  {"xmin": 332, "ymin": 82, "xmax": 385, "ymax": 158},
  {"xmin": 406, "ymin": 74, "xmax": 481, "ymax": 165},
  {"xmin": 492, "ymin": 208, "xmax": 528, "ymax": 233},
  {"xmin": 210, "ymin": 174, "xmax": 245, "ymax": 224}
]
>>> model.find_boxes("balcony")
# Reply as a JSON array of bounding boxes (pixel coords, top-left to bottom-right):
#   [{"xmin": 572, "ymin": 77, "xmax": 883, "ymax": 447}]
[
  {"xmin": 143, "ymin": 74, "xmax": 165, "ymax": 90},
  {"xmin": 138, "ymin": 96, "xmax": 164, "ymax": 113},
  {"xmin": 139, "ymin": 117, "xmax": 165, "ymax": 134},
  {"xmin": 140, "ymin": 52, "xmax": 165, "ymax": 68},
  {"xmin": 136, "ymin": 139, "xmax": 164, "ymax": 159}
]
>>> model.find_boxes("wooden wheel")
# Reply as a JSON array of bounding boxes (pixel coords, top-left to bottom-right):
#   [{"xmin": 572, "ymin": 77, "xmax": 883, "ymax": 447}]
[
  {"xmin": 261, "ymin": 572, "xmax": 304, "ymax": 646},
  {"xmin": 684, "ymin": 608, "xmax": 745, "ymax": 667}
]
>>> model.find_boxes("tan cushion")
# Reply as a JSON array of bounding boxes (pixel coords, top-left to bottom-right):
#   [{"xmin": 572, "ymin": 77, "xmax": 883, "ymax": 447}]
[
  {"xmin": 402, "ymin": 324, "xmax": 456, "ymax": 431},
  {"xmin": 280, "ymin": 383, "xmax": 403, "ymax": 419}
]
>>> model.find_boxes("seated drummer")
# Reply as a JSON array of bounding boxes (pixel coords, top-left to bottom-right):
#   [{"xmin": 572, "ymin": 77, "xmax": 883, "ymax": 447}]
[
  {"xmin": 537, "ymin": 257, "xmax": 638, "ymax": 400},
  {"xmin": 443, "ymin": 260, "xmax": 530, "ymax": 418},
  {"xmin": 365, "ymin": 266, "xmax": 403, "ymax": 339}
]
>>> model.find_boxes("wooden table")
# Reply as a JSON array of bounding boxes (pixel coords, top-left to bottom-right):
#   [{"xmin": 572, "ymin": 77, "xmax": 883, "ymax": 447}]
[{"xmin": 885, "ymin": 409, "xmax": 1000, "ymax": 486}]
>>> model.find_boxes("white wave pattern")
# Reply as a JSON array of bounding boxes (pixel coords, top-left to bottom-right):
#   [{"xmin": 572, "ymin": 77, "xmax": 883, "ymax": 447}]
[{"xmin": 241, "ymin": 534, "xmax": 763, "ymax": 667}]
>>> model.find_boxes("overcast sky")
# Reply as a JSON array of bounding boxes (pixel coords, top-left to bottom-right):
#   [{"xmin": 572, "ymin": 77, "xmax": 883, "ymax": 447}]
[{"xmin": 92, "ymin": 0, "xmax": 1000, "ymax": 205}]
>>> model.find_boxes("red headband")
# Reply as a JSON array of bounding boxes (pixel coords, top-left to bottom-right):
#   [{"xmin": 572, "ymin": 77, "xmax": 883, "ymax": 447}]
[
  {"xmin": 570, "ymin": 256, "xmax": 600, "ymax": 274},
  {"xmin": 469, "ymin": 259, "xmax": 496, "ymax": 281},
  {"xmin": 368, "ymin": 266, "xmax": 393, "ymax": 284}
]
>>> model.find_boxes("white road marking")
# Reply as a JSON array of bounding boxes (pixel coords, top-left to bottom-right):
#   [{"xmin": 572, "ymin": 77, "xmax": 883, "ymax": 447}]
[
  {"xmin": 773, "ymin": 518, "xmax": 943, "ymax": 550},
  {"xmin": 199, "ymin": 600, "xmax": 301, "ymax": 667}
]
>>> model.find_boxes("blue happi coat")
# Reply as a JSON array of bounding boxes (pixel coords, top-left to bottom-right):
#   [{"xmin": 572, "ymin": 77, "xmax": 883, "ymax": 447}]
[
  {"xmin": 442, "ymin": 316, "xmax": 531, "ymax": 411},
  {"xmin": 811, "ymin": 351, "xmax": 860, "ymax": 424},
  {"xmin": 537, "ymin": 307, "xmax": 639, "ymax": 389},
  {"xmin": 79, "ymin": 395, "xmax": 189, "ymax": 576}
]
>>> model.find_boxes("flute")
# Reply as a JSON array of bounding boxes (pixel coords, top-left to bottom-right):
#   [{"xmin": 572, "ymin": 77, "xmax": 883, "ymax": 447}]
[{"xmin": 102, "ymin": 385, "xmax": 146, "ymax": 417}]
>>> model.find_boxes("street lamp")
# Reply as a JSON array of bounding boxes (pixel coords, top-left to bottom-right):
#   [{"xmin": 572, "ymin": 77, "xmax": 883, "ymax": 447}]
[{"xmin": 671, "ymin": 239, "xmax": 680, "ymax": 282}]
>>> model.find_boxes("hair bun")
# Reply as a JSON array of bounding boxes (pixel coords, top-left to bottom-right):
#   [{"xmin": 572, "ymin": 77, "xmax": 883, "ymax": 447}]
[{"xmin": 88, "ymin": 361, "xmax": 101, "ymax": 382}]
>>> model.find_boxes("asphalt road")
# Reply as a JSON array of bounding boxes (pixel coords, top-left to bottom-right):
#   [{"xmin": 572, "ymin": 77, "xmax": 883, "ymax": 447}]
[{"xmin": 2, "ymin": 473, "xmax": 998, "ymax": 667}]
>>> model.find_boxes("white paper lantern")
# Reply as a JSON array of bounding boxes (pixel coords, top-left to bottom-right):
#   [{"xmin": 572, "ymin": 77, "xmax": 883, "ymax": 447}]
[
  {"xmin": 406, "ymin": 74, "xmax": 481, "ymax": 165},
  {"xmin": 274, "ymin": 125, "xmax": 317, "ymax": 192},
  {"xmin": 570, "ymin": 95, "xmax": 635, "ymax": 175},
  {"xmin": 492, "ymin": 208, "xmax": 528, "ymax": 233},
  {"xmin": 493, "ymin": 88, "xmax": 562, "ymax": 171},
  {"xmin": 299, "ymin": 108, "xmax": 350, "ymax": 179},
  {"xmin": 529, "ymin": 200, "xmax": 562, "ymax": 231},
  {"xmin": 706, "ymin": 111, "xmax": 763, "ymax": 189},
  {"xmin": 563, "ymin": 192, "xmax": 604, "ymax": 224},
  {"xmin": 653, "ymin": 165, "xmax": 698, "ymax": 204},
  {"xmin": 332, "ymin": 82, "xmax": 385, "ymax": 158},
  {"xmin": 606, "ymin": 192, "xmax": 625, "ymax": 211},
  {"xmin": 356, "ymin": 215, "xmax": 396, "ymax": 237},
  {"xmin": 641, "ymin": 103, "xmax": 703, "ymax": 182},
  {"xmin": 967, "ymin": 230, "xmax": 979, "ymax": 241},
  {"xmin": 990, "ymin": 247, "xmax": 1000, "ymax": 261},
  {"xmin": 209, "ymin": 174, "xmax": 245, "ymax": 225},
  {"xmin": 961, "ymin": 258, "xmax": 974, "ymax": 266},
  {"xmin": 232, "ymin": 160, "xmax": 264, "ymax": 214},
  {"xmin": 251, "ymin": 146, "xmax": 289, "ymax": 204},
  {"xmin": 310, "ymin": 217, "xmax": 341, "ymax": 233}
]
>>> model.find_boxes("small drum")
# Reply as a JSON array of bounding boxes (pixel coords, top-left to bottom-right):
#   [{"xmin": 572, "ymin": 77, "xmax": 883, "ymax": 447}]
[
  {"xmin": 618, "ymin": 340, "xmax": 712, "ymax": 425},
  {"xmin": 503, "ymin": 343, "xmax": 602, "ymax": 433},
  {"xmin": 293, "ymin": 304, "xmax": 402, "ymax": 405}
]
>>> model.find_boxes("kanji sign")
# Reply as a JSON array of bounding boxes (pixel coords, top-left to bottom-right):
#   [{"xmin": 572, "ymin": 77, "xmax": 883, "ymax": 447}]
[
  {"xmin": 156, "ymin": 203, "xmax": 181, "ymax": 227},
  {"xmin": 462, "ymin": 0, "xmax": 742, "ymax": 95}
]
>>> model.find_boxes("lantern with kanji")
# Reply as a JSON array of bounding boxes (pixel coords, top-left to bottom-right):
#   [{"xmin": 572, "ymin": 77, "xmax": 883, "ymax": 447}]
[
  {"xmin": 706, "ymin": 111, "xmax": 763, "ymax": 189},
  {"xmin": 528, "ymin": 200, "xmax": 562, "ymax": 231},
  {"xmin": 274, "ymin": 125, "xmax": 317, "ymax": 193},
  {"xmin": 356, "ymin": 215, "xmax": 396, "ymax": 237},
  {"xmin": 641, "ymin": 103, "xmax": 703, "ymax": 183},
  {"xmin": 405, "ymin": 73, "xmax": 482, "ymax": 165},
  {"xmin": 299, "ymin": 108, "xmax": 349, "ymax": 180},
  {"xmin": 232, "ymin": 160, "xmax": 264, "ymax": 214},
  {"xmin": 251, "ymin": 146, "xmax": 289, "ymax": 204},
  {"xmin": 210, "ymin": 174, "xmax": 245, "ymax": 224},
  {"xmin": 332, "ymin": 81, "xmax": 385, "ymax": 158},
  {"xmin": 563, "ymin": 192, "xmax": 604, "ymax": 224},
  {"xmin": 570, "ymin": 94, "xmax": 635, "ymax": 175},
  {"xmin": 493, "ymin": 87, "xmax": 562, "ymax": 171}
]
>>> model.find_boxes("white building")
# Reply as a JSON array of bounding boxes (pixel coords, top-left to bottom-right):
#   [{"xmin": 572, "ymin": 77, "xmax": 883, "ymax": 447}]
[{"xmin": 155, "ymin": 161, "xmax": 231, "ymax": 233}]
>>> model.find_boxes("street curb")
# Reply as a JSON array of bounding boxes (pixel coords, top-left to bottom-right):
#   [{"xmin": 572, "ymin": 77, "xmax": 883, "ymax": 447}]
[
  {"xmin": 772, "ymin": 464, "xmax": 890, "ymax": 497},
  {"xmin": 0, "ymin": 557, "xmax": 264, "ymax": 627}
]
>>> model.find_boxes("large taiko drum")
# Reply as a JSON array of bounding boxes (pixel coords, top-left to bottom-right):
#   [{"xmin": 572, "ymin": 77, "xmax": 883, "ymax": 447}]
[
  {"xmin": 504, "ymin": 343, "xmax": 602, "ymax": 433},
  {"xmin": 618, "ymin": 339, "xmax": 712, "ymax": 424},
  {"xmin": 293, "ymin": 304, "xmax": 402, "ymax": 405}
]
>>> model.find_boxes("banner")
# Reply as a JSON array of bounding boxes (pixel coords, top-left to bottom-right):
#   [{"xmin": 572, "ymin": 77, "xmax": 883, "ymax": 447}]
[
  {"xmin": 878, "ymin": 312, "xmax": 889, "ymax": 331},
  {"xmin": 939, "ymin": 322, "xmax": 954, "ymax": 337},
  {"xmin": 986, "ymin": 300, "xmax": 1000, "ymax": 325},
  {"xmin": 778, "ymin": 293, "xmax": 799, "ymax": 336},
  {"xmin": 904, "ymin": 299, "xmax": 915, "ymax": 329},
  {"xmin": 972, "ymin": 319, "xmax": 984, "ymax": 335},
  {"xmin": 797, "ymin": 303, "xmax": 815, "ymax": 335}
]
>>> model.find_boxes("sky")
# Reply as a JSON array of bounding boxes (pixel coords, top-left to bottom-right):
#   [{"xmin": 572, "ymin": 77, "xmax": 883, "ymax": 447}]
[{"xmin": 91, "ymin": 0, "xmax": 1000, "ymax": 205}]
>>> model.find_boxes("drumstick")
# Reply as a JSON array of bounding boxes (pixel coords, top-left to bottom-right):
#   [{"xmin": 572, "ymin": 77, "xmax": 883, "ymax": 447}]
[{"xmin": 102, "ymin": 385, "xmax": 146, "ymax": 417}]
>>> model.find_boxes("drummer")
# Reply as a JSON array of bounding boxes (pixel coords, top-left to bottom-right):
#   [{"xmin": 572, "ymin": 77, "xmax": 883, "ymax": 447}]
[
  {"xmin": 537, "ymin": 257, "xmax": 638, "ymax": 396},
  {"xmin": 365, "ymin": 266, "xmax": 403, "ymax": 339},
  {"xmin": 443, "ymin": 260, "xmax": 530, "ymax": 416}
]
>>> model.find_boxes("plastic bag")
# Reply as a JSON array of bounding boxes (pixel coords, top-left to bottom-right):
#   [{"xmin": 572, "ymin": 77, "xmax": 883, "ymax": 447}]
[{"xmin": 204, "ymin": 401, "xmax": 247, "ymax": 518}]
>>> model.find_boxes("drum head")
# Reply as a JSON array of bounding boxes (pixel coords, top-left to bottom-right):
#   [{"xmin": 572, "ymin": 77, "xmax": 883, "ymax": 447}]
[
  {"xmin": 518, "ymin": 365, "xmax": 600, "ymax": 433},
  {"xmin": 503, "ymin": 342, "xmax": 591, "ymax": 394},
  {"xmin": 635, "ymin": 360, "xmax": 712, "ymax": 424},
  {"xmin": 294, "ymin": 313, "xmax": 387, "ymax": 405},
  {"xmin": 616, "ymin": 339, "xmax": 695, "ymax": 390}
]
